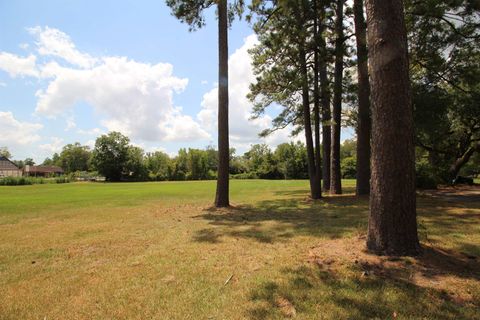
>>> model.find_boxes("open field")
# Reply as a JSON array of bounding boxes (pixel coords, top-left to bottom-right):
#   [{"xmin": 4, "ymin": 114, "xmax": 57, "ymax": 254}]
[{"xmin": 1, "ymin": 180, "xmax": 479, "ymax": 319}]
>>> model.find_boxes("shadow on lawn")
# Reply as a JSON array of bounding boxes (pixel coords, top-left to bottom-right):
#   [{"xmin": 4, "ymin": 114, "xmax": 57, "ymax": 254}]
[
  {"xmin": 247, "ymin": 263, "xmax": 479, "ymax": 320},
  {"xmin": 192, "ymin": 188, "xmax": 480, "ymax": 319},
  {"xmin": 417, "ymin": 194, "xmax": 480, "ymax": 257},
  {"xmin": 247, "ymin": 232, "xmax": 480, "ymax": 319},
  {"xmin": 241, "ymin": 191, "xmax": 480, "ymax": 319},
  {"xmin": 193, "ymin": 188, "xmax": 479, "ymax": 247},
  {"xmin": 193, "ymin": 193, "xmax": 369, "ymax": 244}
]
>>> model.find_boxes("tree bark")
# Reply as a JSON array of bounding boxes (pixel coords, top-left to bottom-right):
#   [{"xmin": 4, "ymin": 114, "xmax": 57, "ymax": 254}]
[
  {"xmin": 319, "ymin": 1, "xmax": 331, "ymax": 192},
  {"xmin": 354, "ymin": 0, "xmax": 371, "ymax": 195},
  {"xmin": 313, "ymin": 0, "xmax": 323, "ymax": 198},
  {"xmin": 330, "ymin": 0, "xmax": 344, "ymax": 194},
  {"xmin": 215, "ymin": 0, "xmax": 230, "ymax": 207},
  {"xmin": 300, "ymin": 44, "xmax": 321, "ymax": 200},
  {"xmin": 365, "ymin": 0, "xmax": 421, "ymax": 255}
]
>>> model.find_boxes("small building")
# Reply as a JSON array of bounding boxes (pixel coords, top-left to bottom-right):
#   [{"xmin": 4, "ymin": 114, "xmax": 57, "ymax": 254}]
[
  {"xmin": 0, "ymin": 156, "xmax": 22, "ymax": 177},
  {"xmin": 24, "ymin": 165, "xmax": 64, "ymax": 177}
]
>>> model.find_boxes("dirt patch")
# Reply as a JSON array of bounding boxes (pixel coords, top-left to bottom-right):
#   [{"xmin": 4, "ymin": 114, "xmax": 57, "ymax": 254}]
[{"xmin": 308, "ymin": 236, "xmax": 480, "ymax": 306}]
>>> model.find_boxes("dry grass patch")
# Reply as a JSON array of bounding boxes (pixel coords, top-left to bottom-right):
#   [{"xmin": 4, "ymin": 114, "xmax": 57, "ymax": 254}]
[
  {"xmin": 308, "ymin": 236, "xmax": 480, "ymax": 306},
  {"xmin": 1, "ymin": 180, "xmax": 479, "ymax": 319}
]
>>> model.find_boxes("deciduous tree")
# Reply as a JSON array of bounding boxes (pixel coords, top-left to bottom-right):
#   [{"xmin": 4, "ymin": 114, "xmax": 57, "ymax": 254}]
[
  {"xmin": 0, "ymin": 147, "xmax": 12, "ymax": 159},
  {"xmin": 92, "ymin": 132, "xmax": 130, "ymax": 181}
]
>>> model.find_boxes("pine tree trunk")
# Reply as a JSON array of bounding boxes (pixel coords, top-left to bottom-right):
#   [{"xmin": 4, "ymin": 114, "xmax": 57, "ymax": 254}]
[
  {"xmin": 354, "ymin": 0, "xmax": 371, "ymax": 195},
  {"xmin": 330, "ymin": 0, "xmax": 344, "ymax": 194},
  {"xmin": 313, "ymin": 0, "xmax": 323, "ymax": 198},
  {"xmin": 365, "ymin": 0, "xmax": 421, "ymax": 256},
  {"xmin": 215, "ymin": 0, "xmax": 229, "ymax": 207},
  {"xmin": 300, "ymin": 44, "xmax": 321, "ymax": 200},
  {"xmin": 319, "ymin": 4, "xmax": 331, "ymax": 192}
]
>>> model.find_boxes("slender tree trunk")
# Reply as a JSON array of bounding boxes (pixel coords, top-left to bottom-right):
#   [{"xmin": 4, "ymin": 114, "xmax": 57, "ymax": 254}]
[
  {"xmin": 365, "ymin": 0, "xmax": 421, "ymax": 256},
  {"xmin": 300, "ymin": 44, "xmax": 321, "ymax": 200},
  {"xmin": 319, "ymin": 3, "xmax": 331, "ymax": 192},
  {"xmin": 330, "ymin": 0, "xmax": 344, "ymax": 194},
  {"xmin": 215, "ymin": 0, "xmax": 229, "ymax": 207},
  {"xmin": 313, "ymin": 0, "xmax": 323, "ymax": 198},
  {"xmin": 354, "ymin": 0, "xmax": 371, "ymax": 195}
]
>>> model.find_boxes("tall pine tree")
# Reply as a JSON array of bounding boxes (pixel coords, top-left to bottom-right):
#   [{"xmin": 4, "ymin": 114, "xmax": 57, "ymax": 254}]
[{"xmin": 366, "ymin": 0, "xmax": 421, "ymax": 255}]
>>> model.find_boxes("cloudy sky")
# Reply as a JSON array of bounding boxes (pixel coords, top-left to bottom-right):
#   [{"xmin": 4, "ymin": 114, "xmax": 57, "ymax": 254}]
[{"xmin": 0, "ymin": 0, "xmax": 351, "ymax": 162}]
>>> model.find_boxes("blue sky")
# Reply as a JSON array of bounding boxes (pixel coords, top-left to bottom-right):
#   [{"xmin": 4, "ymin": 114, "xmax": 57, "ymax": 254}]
[{"xmin": 0, "ymin": 0, "xmax": 352, "ymax": 162}]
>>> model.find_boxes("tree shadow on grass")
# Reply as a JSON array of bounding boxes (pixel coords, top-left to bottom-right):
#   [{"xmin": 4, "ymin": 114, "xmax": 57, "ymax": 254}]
[
  {"xmin": 191, "ymin": 188, "xmax": 480, "ymax": 318},
  {"xmin": 192, "ymin": 189, "xmax": 479, "ymax": 247},
  {"xmin": 192, "ymin": 195, "xmax": 370, "ymax": 244},
  {"xmin": 192, "ymin": 228, "xmax": 222, "ymax": 243},
  {"xmin": 363, "ymin": 245, "xmax": 480, "ymax": 283},
  {"xmin": 247, "ymin": 261, "xmax": 480, "ymax": 320},
  {"xmin": 245, "ymin": 230, "xmax": 480, "ymax": 319},
  {"xmin": 417, "ymin": 194, "xmax": 480, "ymax": 257}
]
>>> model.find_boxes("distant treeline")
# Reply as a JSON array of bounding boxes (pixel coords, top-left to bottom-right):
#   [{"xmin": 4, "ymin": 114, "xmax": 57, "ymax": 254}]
[
  {"xmin": 4, "ymin": 131, "xmax": 476, "ymax": 185},
  {"xmin": 2, "ymin": 132, "xmax": 358, "ymax": 182}
]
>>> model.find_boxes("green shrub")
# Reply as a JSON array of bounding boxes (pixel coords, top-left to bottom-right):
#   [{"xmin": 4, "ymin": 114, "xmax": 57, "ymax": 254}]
[
  {"xmin": 0, "ymin": 176, "xmax": 70, "ymax": 186},
  {"xmin": 231, "ymin": 172, "xmax": 259, "ymax": 179},
  {"xmin": 206, "ymin": 170, "xmax": 217, "ymax": 180},
  {"xmin": 416, "ymin": 161, "xmax": 440, "ymax": 189},
  {"xmin": 341, "ymin": 156, "xmax": 357, "ymax": 179},
  {"xmin": 55, "ymin": 176, "xmax": 70, "ymax": 184},
  {"xmin": 172, "ymin": 170, "xmax": 186, "ymax": 181}
]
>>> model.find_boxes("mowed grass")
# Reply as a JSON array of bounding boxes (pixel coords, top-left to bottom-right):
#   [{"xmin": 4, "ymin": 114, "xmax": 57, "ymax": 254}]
[{"xmin": 0, "ymin": 180, "xmax": 479, "ymax": 320}]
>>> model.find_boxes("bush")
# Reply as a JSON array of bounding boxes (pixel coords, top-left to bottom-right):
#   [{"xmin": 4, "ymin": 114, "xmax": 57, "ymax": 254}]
[
  {"xmin": 257, "ymin": 167, "xmax": 283, "ymax": 179},
  {"xmin": 341, "ymin": 156, "xmax": 357, "ymax": 179},
  {"xmin": 0, "ymin": 176, "xmax": 35, "ymax": 185},
  {"xmin": 172, "ymin": 170, "xmax": 186, "ymax": 181},
  {"xmin": 416, "ymin": 161, "xmax": 440, "ymax": 189},
  {"xmin": 55, "ymin": 176, "xmax": 70, "ymax": 184},
  {"xmin": 206, "ymin": 170, "xmax": 217, "ymax": 180},
  {"xmin": 231, "ymin": 172, "xmax": 259, "ymax": 179},
  {"xmin": 0, "ymin": 176, "xmax": 71, "ymax": 186}
]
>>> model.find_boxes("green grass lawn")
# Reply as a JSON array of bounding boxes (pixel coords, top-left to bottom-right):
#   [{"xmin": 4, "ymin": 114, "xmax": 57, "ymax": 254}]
[{"xmin": 1, "ymin": 180, "xmax": 479, "ymax": 319}]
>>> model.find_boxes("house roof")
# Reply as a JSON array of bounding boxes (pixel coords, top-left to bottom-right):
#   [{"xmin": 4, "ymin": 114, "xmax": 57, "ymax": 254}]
[
  {"xmin": 24, "ymin": 165, "xmax": 64, "ymax": 173},
  {"xmin": 0, "ymin": 156, "xmax": 20, "ymax": 170}
]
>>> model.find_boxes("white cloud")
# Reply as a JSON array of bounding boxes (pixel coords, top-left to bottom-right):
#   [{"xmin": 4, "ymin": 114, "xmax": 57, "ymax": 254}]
[
  {"xmin": 0, "ymin": 111, "xmax": 43, "ymax": 145},
  {"xmin": 77, "ymin": 127, "xmax": 104, "ymax": 136},
  {"xmin": 84, "ymin": 139, "xmax": 95, "ymax": 149},
  {"xmin": 198, "ymin": 34, "xmax": 294, "ymax": 152},
  {"xmin": 19, "ymin": 43, "xmax": 30, "ymax": 50},
  {"xmin": 0, "ymin": 52, "xmax": 39, "ymax": 77},
  {"xmin": 0, "ymin": 26, "xmax": 206, "ymax": 143},
  {"xmin": 28, "ymin": 26, "xmax": 97, "ymax": 68},
  {"xmin": 0, "ymin": 81, "xmax": 6, "ymax": 87},
  {"xmin": 65, "ymin": 116, "xmax": 76, "ymax": 131},
  {"xmin": 160, "ymin": 111, "xmax": 210, "ymax": 141},
  {"xmin": 39, "ymin": 137, "xmax": 64, "ymax": 154},
  {"xmin": 34, "ymin": 56, "xmax": 209, "ymax": 142},
  {"xmin": 0, "ymin": 26, "xmax": 215, "ymax": 157}
]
